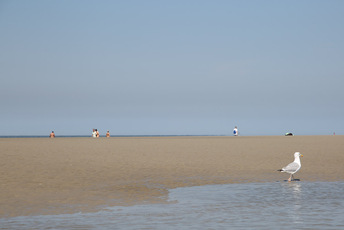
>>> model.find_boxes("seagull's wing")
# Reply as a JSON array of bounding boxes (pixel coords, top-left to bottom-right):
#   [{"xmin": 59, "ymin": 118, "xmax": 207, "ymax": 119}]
[{"xmin": 282, "ymin": 162, "xmax": 300, "ymax": 174}]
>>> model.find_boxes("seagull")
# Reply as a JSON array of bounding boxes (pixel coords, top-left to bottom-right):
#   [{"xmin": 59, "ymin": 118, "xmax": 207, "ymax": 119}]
[{"xmin": 278, "ymin": 152, "xmax": 303, "ymax": 182}]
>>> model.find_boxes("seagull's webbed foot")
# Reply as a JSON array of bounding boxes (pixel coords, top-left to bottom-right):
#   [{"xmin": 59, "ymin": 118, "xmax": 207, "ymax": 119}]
[{"xmin": 291, "ymin": 174, "xmax": 295, "ymax": 181}]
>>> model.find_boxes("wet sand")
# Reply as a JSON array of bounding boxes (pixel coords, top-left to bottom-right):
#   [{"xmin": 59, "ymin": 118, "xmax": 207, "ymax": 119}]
[{"xmin": 1, "ymin": 135, "xmax": 343, "ymax": 217}]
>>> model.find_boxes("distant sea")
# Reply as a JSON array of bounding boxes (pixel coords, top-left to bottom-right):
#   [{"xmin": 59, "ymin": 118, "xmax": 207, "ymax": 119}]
[{"xmin": 0, "ymin": 135, "xmax": 225, "ymax": 138}]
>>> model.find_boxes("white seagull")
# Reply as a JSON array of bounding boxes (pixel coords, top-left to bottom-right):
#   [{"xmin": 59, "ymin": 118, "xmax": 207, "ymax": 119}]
[{"xmin": 278, "ymin": 152, "xmax": 303, "ymax": 182}]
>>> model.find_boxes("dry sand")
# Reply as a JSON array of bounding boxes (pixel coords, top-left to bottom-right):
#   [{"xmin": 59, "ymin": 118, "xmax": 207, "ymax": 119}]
[{"xmin": 1, "ymin": 135, "xmax": 343, "ymax": 217}]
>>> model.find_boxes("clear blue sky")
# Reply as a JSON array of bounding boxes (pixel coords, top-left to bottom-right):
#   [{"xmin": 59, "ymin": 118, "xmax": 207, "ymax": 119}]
[{"xmin": 1, "ymin": 0, "xmax": 343, "ymax": 136}]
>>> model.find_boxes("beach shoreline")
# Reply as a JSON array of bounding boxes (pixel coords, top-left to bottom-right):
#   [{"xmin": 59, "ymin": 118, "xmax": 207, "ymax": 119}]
[{"xmin": 1, "ymin": 135, "xmax": 343, "ymax": 218}]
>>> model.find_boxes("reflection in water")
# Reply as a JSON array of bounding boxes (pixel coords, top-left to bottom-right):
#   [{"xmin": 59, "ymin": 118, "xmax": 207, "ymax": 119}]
[{"xmin": 281, "ymin": 182, "xmax": 303, "ymax": 224}]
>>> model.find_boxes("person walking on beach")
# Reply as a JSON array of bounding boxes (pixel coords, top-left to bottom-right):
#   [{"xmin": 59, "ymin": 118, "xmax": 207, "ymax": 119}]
[
  {"xmin": 233, "ymin": 126, "xmax": 238, "ymax": 136},
  {"xmin": 49, "ymin": 131, "xmax": 55, "ymax": 138},
  {"xmin": 92, "ymin": 129, "xmax": 97, "ymax": 138},
  {"xmin": 106, "ymin": 130, "xmax": 110, "ymax": 137},
  {"xmin": 96, "ymin": 129, "xmax": 100, "ymax": 138}
]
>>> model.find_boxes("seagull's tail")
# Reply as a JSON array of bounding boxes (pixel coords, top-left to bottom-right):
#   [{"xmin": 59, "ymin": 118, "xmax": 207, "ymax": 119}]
[{"xmin": 277, "ymin": 169, "xmax": 283, "ymax": 172}]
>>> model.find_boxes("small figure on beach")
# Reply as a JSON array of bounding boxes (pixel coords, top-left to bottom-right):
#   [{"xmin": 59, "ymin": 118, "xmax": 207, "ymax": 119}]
[
  {"xmin": 92, "ymin": 129, "xmax": 97, "ymax": 138},
  {"xmin": 49, "ymin": 131, "xmax": 55, "ymax": 138},
  {"xmin": 96, "ymin": 129, "xmax": 100, "ymax": 138},
  {"xmin": 233, "ymin": 126, "xmax": 238, "ymax": 136},
  {"xmin": 106, "ymin": 131, "xmax": 110, "ymax": 137},
  {"xmin": 278, "ymin": 152, "xmax": 303, "ymax": 182}
]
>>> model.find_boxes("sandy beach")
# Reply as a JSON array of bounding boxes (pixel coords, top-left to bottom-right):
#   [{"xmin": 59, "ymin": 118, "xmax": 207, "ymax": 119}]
[{"xmin": 1, "ymin": 135, "xmax": 343, "ymax": 218}]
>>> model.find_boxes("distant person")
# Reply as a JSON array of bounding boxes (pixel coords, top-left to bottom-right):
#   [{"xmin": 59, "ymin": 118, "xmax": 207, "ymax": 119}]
[
  {"xmin": 49, "ymin": 131, "xmax": 55, "ymax": 138},
  {"xmin": 106, "ymin": 130, "xmax": 110, "ymax": 137},
  {"xmin": 96, "ymin": 129, "xmax": 100, "ymax": 138},
  {"xmin": 233, "ymin": 126, "xmax": 238, "ymax": 136},
  {"xmin": 92, "ymin": 129, "xmax": 97, "ymax": 138}
]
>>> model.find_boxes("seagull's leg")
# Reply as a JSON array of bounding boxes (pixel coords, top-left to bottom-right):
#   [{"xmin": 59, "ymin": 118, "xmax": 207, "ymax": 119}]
[{"xmin": 288, "ymin": 174, "xmax": 292, "ymax": 182}]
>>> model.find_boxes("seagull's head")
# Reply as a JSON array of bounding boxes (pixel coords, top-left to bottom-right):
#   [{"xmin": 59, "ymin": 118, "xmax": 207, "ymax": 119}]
[{"xmin": 294, "ymin": 152, "xmax": 303, "ymax": 158}]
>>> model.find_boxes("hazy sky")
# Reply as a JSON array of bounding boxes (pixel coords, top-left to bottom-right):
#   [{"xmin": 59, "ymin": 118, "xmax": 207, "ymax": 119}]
[{"xmin": 1, "ymin": 0, "xmax": 343, "ymax": 136}]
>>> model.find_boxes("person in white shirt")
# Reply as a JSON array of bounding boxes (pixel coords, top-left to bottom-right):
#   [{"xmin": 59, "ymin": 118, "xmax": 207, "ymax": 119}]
[{"xmin": 233, "ymin": 126, "xmax": 238, "ymax": 136}]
